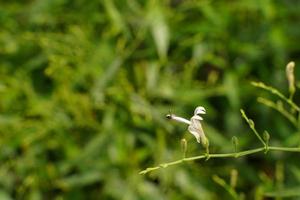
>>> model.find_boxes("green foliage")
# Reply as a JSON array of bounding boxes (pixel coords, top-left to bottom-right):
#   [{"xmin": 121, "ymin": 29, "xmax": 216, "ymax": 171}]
[{"xmin": 0, "ymin": 0, "xmax": 300, "ymax": 199}]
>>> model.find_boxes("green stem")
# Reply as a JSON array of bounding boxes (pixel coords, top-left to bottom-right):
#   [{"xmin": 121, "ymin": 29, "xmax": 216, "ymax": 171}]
[
  {"xmin": 213, "ymin": 175, "xmax": 240, "ymax": 200},
  {"xmin": 257, "ymin": 97, "xmax": 298, "ymax": 127},
  {"xmin": 251, "ymin": 82, "xmax": 300, "ymax": 112},
  {"xmin": 139, "ymin": 146, "xmax": 300, "ymax": 175},
  {"xmin": 297, "ymin": 111, "xmax": 300, "ymax": 130},
  {"xmin": 240, "ymin": 109, "xmax": 266, "ymax": 146},
  {"xmin": 268, "ymin": 146, "xmax": 300, "ymax": 152}
]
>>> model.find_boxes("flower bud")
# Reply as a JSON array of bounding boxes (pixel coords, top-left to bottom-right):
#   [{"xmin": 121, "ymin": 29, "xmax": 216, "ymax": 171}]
[
  {"xmin": 248, "ymin": 119, "xmax": 255, "ymax": 129},
  {"xmin": 181, "ymin": 138, "xmax": 187, "ymax": 158},
  {"xmin": 230, "ymin": 169, "xmax": 238, "ymax": 188},
  {"xmin": 201, "ymin": 136, "xmax": 209, "ymax": 149},
  {"xmin": 232, "ymin": 136, "xmax": 239, "ymax": 153},
  {"xmin": 263, "ymin": 131, "xmax": 270, "ymax": 143},
  {"xmin": 286, "ymin": 61, "xmax": 296, "ymax": 98}
]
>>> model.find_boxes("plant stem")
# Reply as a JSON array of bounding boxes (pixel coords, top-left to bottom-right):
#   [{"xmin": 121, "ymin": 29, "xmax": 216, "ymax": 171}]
[
  {"xmin": 240, "ymin": 109, "xmax": 266, "ymax": 146},
  {"xmin": 251, "ymin": 82, "xmax": 300, "ymax": 112},
  {"xmin": 139, "ymin": 146, "xmax": 300, "ymax": 175},
  {"xmin": 257, "ymin": 97, "xmax": 298, "ymax": 127},
  {"xmin": 268, "ymin": 146, "xmax": 300, "ymax": 152}
]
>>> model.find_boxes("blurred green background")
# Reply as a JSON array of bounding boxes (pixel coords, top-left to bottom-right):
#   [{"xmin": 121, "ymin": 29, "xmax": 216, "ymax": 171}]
[{"xmin": 1, "ymin": 0, "xmax": 300, "ymax": 199}]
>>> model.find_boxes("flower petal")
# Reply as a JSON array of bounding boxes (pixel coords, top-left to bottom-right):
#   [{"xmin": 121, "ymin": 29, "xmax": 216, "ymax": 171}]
[
  {"xmin": 188, "ymin": 117, "xmax": 205, "ymax": 143},
  {"xmin": 167, "ymin": 114, "xmax": 191, "ymax": 125},
  {"xmin": 190, "ymin": 116, "xmax": 203, "ymax": 129},
  {"xmin": 194, "ymin": 106, "xmax": 206, "ymax": 115},
  {"xmin": 191, "ymin": 115, "xmax": 203, "ymax": 121},
  {"xmin": 188, "ymin": 125, "xmax": 201, "ymax": 143}
]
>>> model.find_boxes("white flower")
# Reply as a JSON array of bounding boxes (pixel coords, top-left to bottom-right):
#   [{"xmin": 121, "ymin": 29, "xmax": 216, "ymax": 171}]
[{"xmin": 166, "ymin": 106, "xmax": 207, "ymax": 145}]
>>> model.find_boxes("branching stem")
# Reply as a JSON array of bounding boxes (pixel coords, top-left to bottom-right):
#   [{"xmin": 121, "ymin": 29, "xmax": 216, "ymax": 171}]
[
  {"xmin": 251, "ymin": 82, "xmax": 300, "ymax": 112},
  {"xmin": 139, "ymin": 146, "xmax": 300, "ymax": 175},
  {"xmin": 240, "ymin": 109, "xmax": 266, "ymax": 147}
]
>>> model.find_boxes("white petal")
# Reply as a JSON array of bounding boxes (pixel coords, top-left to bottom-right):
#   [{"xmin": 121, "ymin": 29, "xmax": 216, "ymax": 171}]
[
  {"xmin": 194, "ymin": 106, "xmax": 206, "ymax": 115},
  {"xmin": 188, "ymin": 125, "xmax": 201, "ymax": 143},
  {"xmin": 191, "ymin": 115, "xmax": 203, "ymax": 121},
  {"xmin": 190, "ymin": 116, "xmax": 203, "ymax": 130},
  {"xmin": 169, "ymin": 115, "xmax": 191, "ymax": 125},
  {"xmin": 188, "ymin": 119, "xmax": 206, "ymax": 143}
]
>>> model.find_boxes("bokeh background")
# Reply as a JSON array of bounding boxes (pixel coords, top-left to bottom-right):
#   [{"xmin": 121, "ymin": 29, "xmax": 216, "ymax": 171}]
[{"xmin": 1, "ymin": 0, "xmax": 300, "ymax": 199}]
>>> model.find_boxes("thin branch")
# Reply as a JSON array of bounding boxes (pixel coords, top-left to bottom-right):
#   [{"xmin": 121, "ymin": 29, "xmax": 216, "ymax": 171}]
[
  {"xmin": 240, "ymin": 109, "xmax": 266, "ymax": 147},
  {"xmin": 213, "ymin": 175, "xmax": 240, "ymax": 200},
  {"xmin": 139, "ymin": 146, "xmax": 300, "ymax": 175},
  {"xmin": 257, "ymin": 97, "xmax": 298, "ymax": 127},
  {"xmin": 251, "ymin": 82, "xmax": 300, "ymax": 112},
  {"xmin": 268, "ymin": 146, "xmax": 300, "ymax": 152}
]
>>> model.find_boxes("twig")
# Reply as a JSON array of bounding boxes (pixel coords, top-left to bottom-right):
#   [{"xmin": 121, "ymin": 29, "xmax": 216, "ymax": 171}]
[
  {"xmin": 240, "ymin": 109, "xmax": 266, "ymax": 147},
  {"xmin": 139, "ymin": 146, "xmax": 300, "ymax": 175},
  {"xmin": 257, "ymin": 97, "xmax": 298, "ymax": 127},
  {"xmin": 251, "ymin": 82, "xmax": 300, "ymax": 112}
]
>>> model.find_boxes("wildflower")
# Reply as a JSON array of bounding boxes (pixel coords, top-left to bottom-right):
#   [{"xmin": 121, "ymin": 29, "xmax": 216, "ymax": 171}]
[{"xmin": 166, "ymin": 106, "xmax": 208, "ymax": 146}]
